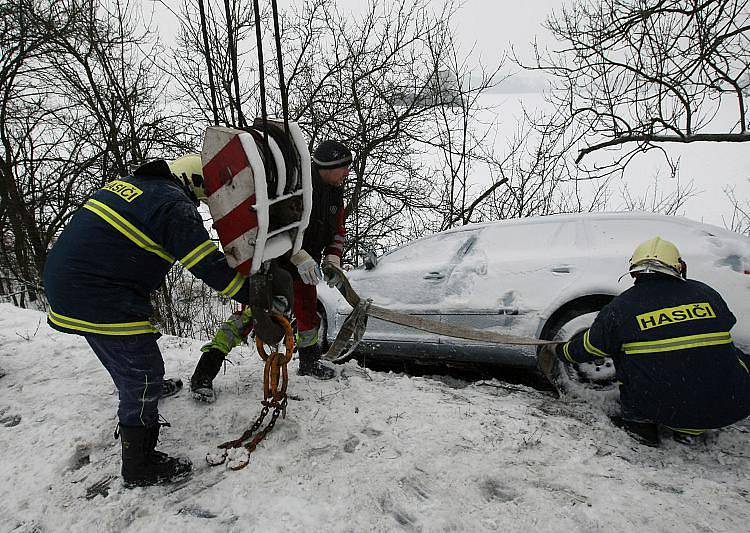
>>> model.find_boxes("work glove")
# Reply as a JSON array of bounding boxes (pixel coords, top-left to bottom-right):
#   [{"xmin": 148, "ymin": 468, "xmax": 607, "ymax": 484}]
[
  {"xmin": 536, "ymin": 344, "xmax": 559, "ymax": 380},
  {"xmin": 322, "ymin": 254, "xmax": 343, "ymax": 288},
  {"xmin": 290, "ymin": 250, "xmax": 321, "ymax": 285}
]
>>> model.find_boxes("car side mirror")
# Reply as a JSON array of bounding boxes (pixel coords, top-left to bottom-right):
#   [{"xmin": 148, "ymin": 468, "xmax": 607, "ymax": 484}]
[{"xmin": 364, "ymin": 250, "xmax": 378, "ymax": 270}]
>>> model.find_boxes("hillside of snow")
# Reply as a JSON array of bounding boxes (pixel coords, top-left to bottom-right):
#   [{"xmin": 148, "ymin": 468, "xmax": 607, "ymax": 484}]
[{"xmin": 2, "ymin": 303, "xmax": 750, "ymax": 532}]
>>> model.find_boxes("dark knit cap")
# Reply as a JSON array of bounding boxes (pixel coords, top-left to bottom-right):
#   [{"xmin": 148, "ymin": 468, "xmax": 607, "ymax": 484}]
[{"xmin": 312, "ymin": 140, "xmax": 352, "ymax": 169}]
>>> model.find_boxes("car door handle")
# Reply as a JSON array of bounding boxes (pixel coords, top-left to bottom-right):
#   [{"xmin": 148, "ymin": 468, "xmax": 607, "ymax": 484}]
[
  {"xmin": 423, "ymin": 272, "xmax": 445, "ymax": 280},
  {"xmin": 551, "ymin": 265, "xmax": 572, "ymax": 273}
]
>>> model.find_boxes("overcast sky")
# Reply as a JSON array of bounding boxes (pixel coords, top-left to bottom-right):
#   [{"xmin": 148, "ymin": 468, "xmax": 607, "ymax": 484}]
[
  {"xmin": 320, "ymin": 0, "xmax": 561, "ymax": 66},
  {"xmin": 146, "ymin": 0, "xmax": 749, "ymax": 228}
]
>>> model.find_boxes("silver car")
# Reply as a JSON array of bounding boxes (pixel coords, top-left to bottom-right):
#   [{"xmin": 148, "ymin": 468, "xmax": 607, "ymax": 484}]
[{"xmin": 317, "ymin": 212, "xmax": 750, "ymax": 382}]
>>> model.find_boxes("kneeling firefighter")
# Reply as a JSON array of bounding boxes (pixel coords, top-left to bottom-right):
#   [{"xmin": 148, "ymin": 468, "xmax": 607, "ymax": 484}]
[
  {"xmin": 539, "ymin": 236, "xmax": 750, "ymax": 446},
  {"xmin": 43, "ymin": 155, "xmax": 283, "ymax": 487}
]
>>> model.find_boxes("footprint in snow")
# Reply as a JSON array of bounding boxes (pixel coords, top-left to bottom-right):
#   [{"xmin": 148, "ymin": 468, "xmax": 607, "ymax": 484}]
[
  {"xmin": 343, "ymin": 435, "xmax": 360, "ymax": 453},
  {"xmin": 479, "ymin": 478, "xmax": 518, "ymax": 503},
  {"xmin": 1, "ymin": 413, "xmax": 21, "ymax": 427},
  {"xmin": 399, "ymin": 475, "xmax": 431, "ymax": 501}
]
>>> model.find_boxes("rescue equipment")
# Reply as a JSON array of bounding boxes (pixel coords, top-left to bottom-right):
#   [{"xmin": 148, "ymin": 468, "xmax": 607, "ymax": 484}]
[
  {"xmin": 201, "ymin": 121, "xmax": 311, "ymax": 276},
  {"xmin": 206, "ymin": 313, "xmax": 294, "ymax": 470},
  {"xmin": 196, "ymin": 0, "xmax": 309, "ymax": 468},
  {"xmin": 320, "ymin": 263, "xmax": 558, "ymax": 364}
]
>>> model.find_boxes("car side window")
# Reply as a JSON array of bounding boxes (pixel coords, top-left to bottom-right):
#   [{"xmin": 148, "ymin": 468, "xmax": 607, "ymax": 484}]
[
  {"xmin": 584, "ymin": 219, "xmax": 686, "ymax": 252},
  {"xmin": 478, "ymin": 220, "xmax": 575, "ymax": 257},
  {"xmin": 378, "ymin": 229, "xmax": 481, "ymax": 269}
]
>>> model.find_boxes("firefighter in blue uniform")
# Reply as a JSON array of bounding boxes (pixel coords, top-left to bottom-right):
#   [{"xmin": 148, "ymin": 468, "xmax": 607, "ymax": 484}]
[
  {"xmin": 542, "ymin": 236, "xmax": 750, "ymax": 447},
  {"xmin": 43, "ymin": 155, "xmax": 256, "ymax": 487}
]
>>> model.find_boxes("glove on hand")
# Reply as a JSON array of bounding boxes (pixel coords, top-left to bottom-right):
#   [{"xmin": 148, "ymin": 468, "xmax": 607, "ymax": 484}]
[
  {"xmin": 290, "ymin": 250, "xmax": 321, "ymax": 285},
  {"xmin": 536, "ymin": 344, "xmax": 559, "ymax": 380},
  {"xmin": 323, "ymin": 254, "xmax": 341, "ymax": 269},
  {"xmin": 322, "ymin": 254, "xmax": 343, "ymax": 288}
]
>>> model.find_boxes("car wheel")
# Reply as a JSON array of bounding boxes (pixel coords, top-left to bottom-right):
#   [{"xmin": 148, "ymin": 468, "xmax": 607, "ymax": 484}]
[{"xmin": 542, "ymin": 308, "xmax": 618, "ymax": 398}]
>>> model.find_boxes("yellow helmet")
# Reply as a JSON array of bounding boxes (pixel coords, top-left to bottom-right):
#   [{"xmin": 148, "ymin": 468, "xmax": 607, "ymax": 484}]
[
  {"xmin": 629, "ymin": 236, "xmax": 683, "ymax": 279},
  {"xmin": 169, "ymin": 154, "xmax": 206, "ymax": 203}
]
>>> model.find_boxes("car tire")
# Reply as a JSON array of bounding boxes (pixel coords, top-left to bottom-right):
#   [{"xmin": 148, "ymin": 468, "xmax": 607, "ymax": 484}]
[{"xmin": 541, "ymin": 307, "xmax": 618, "ymax": 399}]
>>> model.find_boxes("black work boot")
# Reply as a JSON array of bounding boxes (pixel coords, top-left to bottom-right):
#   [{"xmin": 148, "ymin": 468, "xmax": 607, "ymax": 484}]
[
  {"xmin": 298, "ymin": 344, "xmax": 335, "ymax": 380},
  {"xmin": 190, "ymin": 348, "xmax": 226, "ymax": 403},
  {"xmin": 119, "ymin": 424, "xmax": 192, "ymax": 488},
  {"xmin": 611, "ymin": 416, "xmax": 659, "ymax": 447},
  {"xmin": 160, "ymin": 378, "xmax": 183, "ymax": 398}
]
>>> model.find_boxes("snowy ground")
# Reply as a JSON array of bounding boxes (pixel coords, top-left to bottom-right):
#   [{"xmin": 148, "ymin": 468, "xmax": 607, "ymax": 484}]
[{"xmin": 2, "ymin": 303, "xmax": 750, "ymax": 533}]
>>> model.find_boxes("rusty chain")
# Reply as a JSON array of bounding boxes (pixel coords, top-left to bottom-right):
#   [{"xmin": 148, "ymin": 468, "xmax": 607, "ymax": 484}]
[{"xmin": 206, "ymin": 312, "xmax": 294, "ymax": 470}]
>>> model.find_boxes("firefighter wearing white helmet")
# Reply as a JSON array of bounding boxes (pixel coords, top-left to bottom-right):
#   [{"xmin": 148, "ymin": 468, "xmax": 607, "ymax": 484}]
[
  {"xmin": 42, "ymin": 155, "xmax": 258, "ymax": 487},
  {"xmin": 539, "ymin": 235, "xmax": 750, "ymax": 447}
]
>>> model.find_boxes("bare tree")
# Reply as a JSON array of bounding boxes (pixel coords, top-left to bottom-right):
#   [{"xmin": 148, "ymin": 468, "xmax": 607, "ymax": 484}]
[
  {"xmin": 724, "ymin": 180, "xmax": 750, "ymax": 234},
  {"xmin": 170, "ymin": 0, "xmax": 262, "ymax": 130},
  {"xmin": 1, "ymin": 0, "xmax": 184, "ymax": 307},
  {"xmin": 46, "ymin": 0, "xmax": 183, "ymax": 176},
  {"xmin": 619, "ymin": 173, "xmax": 697, "ymax": 215},
  {"xmin": 424, "ymin": 31, "xmax": 506, "ymax": 229},
  {"xmin": 285, "ymin": 0, "xmax": 509, "ymax": 259},
  {"xmin": 171, "ymin": 0, "xmax": 505, "ymax": 260},
  {"xmin": 524, "ymin": 0, "xmax": 750, "ymax": 172},
  {"xmin": 0, "ymin": 0, "xmax": 87, "ymax": 305}
]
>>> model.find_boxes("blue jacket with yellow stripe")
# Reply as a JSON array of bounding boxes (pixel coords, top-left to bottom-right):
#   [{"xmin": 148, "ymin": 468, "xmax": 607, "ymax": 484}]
[
  {"xmin": 557, "ymin": 274, "xmax": 750, "ymax": 430},
  {"xmin": 43, "ymin": 160, "xmax": 249, "ymax": 336}
]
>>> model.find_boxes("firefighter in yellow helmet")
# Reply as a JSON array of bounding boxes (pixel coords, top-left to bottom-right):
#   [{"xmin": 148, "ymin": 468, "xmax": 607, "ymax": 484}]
[
  {"xmin": 42, "ymin": 153, "xmax": 286, "ymax": 487},
  {"xmin": 628, "ymin": 236, "xmax": 685, "ymax": 279},
  {"xmin": 540, "ymin": 236, "xmax": 750, "ymax": 447},
  {"xmin": 170, "ymin": 154, "xmax": 208, "ymax": 203}
]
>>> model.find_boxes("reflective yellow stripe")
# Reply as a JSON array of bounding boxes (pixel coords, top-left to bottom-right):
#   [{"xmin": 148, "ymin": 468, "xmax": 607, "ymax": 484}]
[
  {"xmin": 220, "ymin": 272, "xmax": 246, "ymax": 298},
  {"xmin": 562, "ymin": 341, "xmax": 575, "ymax": 363},
  {"xmin": 48, "ymin": 309, "xmax": 157, "ymax": 335},
  {"xmin": 180, "ymin": 240, "xmax": 217, "ymax": 270},
  {"xmin": 622, "ymin": 331, "xmax": 732, "ymax": 355},
  {"xmin": 297, "ymin": 329, "xmax": 319, "ymax": 348},
  {"xmin": 584, "ymin": 330, "xmax": 608, "ymax": 357},
  {"xmin": 667, "ymin": 427, "xmax": 708, "ymax": 436},
  {"xmin": 83, "ymin": 199, "xmax": 174, "ymax": 263}
]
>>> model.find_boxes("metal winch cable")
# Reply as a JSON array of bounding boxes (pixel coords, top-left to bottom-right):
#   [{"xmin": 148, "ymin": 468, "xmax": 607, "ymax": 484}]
[
  {"xmin": 270, "ymin": 0, "xmax": 290, "ymax": 132},
  {"xmin": 251, "ymin": 0, "xmax": 271, "ymax": 182},
  {"xmin": 197, "ymin": 1, "xmax": 291, "ymax": 133},
  {"xmin": 224, "ymin": 0, "xmax": 246, "ymax": 128},
  {"xmin": 197, "ymin": 0, "xmax": 219, "ymax": 125}
]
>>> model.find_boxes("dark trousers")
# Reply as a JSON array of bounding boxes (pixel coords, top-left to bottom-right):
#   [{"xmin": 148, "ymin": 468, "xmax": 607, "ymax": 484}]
[{"xmin": 86, "ymin": 333, "xmax": 164, "ymax": 427}]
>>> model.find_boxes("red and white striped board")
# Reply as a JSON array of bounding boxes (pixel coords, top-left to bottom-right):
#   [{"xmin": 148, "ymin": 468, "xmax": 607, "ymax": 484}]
[{"xmin": 201, "ymin": 121, "xmax": 311, "ymax": 275}]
